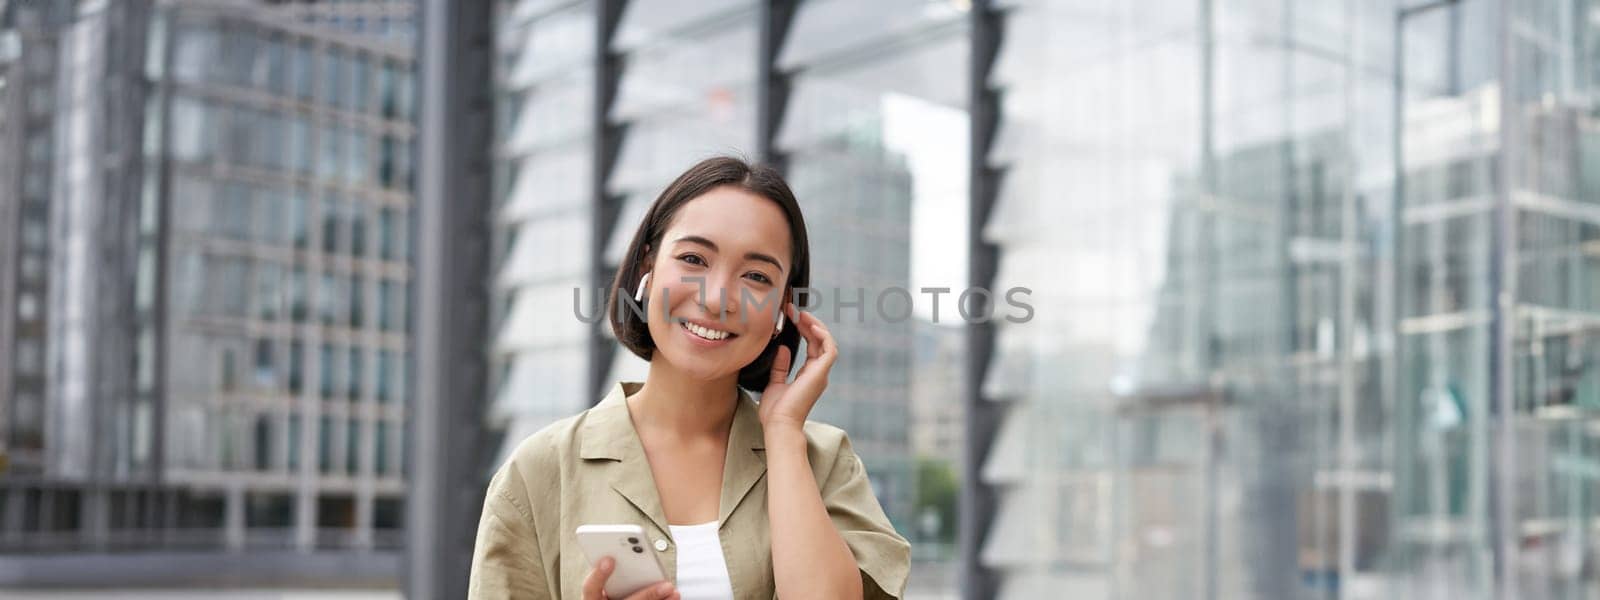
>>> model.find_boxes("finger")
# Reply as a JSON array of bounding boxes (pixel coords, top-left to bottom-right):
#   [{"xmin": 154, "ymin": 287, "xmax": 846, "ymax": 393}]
[
  {"xmin": 768, "ymin": 344, "xmax": 792, "ymax": 386},
  {"xmin": 802, "ymin": 312, "xmax": 825, "ymax": 362},
  {"xmin": 622, "ymin": 581, "xmax": 677, "ymax": 600},
  {"xmin": 789, "ymin": 305, "xmax": 817, "ymax": 341},
  {"xmin": 811, "ymin": 315, "xmax": 838, "ymax": 366},
  {"xmin": 582, "ymin": 557, "xmax": 613, "ymax": 600}
]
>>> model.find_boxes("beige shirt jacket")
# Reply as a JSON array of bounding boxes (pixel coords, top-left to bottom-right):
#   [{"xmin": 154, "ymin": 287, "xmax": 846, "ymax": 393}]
[{"xmin": 468, "ymin": 381, "xmax": 912, "ymax": 599}]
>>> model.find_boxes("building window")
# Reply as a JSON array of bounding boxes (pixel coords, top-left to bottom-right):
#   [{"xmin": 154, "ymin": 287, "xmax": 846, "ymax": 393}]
[
  {"xmin": 172, "ymin": 21, "xmax": 218, "ymax": 84},
  {"xmin": 218, "ymin": 182, "xmax": 252, "ymax": 240},
  {"xmin": 206, "ymin": 257, "xmax": 248, "ymax": 318},
  {"xmin": 397, "ymin": 351, "xmax": 410, "ymax": 406},
  {"xmin": 349, "ymin": 275, "xmax": 365, "ymax": 329},
  {"xmin": 222, "ymin": 106, "xmax": 253, "ymax": 167},
  {"xmin": 293, "ymin": 40, "xmax": 313, "ymax": 100},
  {"xmin": 217, "ymin": 406, "xmax": 237, "ymax": 470},
  {"xmin": 373, "ymin": 498, "xmax": 402, "ymax": 530},
  {"xmin": 321, "ymin": 193, "xmax": 342, "ymax": 254},
  {"xmin": 346, "ymin": 128, "xmax": 368, "ymax": 185},
  {"xmin": 227, "ymin": 25, "xmax": 259, "ymax": 88},
  {"xmin": 256, "ymin": 262, "xmax": 281, "ymax": 321},
  {"xmin": 288, "ymin": 340, "xmax": 304, "ymax": 393},
  {"xmin": 291, "ymin": 192, "xmax": 309, "ymax": 249},
  {"xmin": 17, "ymin": 292, "xmax": 39, "ymax": 322},
  {"xmin": 319, "ymin": 343, "xmax": 335, "ymax": 397},
  {"xmin": 256, "ymin": 187, "xmax": 286, "ymax": 246},
  {"xmin": 395, "ymin": 139, "xmax": 413, "ymax": 191},
  {"xmin": 21, "ymin": 218, "xmax": 46, "ymax": 251},
  {"xmin": 396, "ymin": 69, "xmax": 415, "ymax": 121},
  {"xmin": 287, "ymin": 415, "xmax": 301, "ymax": 470},
  {"xmin": 318, "ymin": 415, "xmax": 333, "ymax": 473},
  {"xmin": 319, "ymin": 122, "xmax": 342, "ymax": 181},
  {"xmin": 246, "ymin": 493, "xmax": 292, "ymax": 528},
  {"xmin": 318, "ymin": 494, "xmax": 355, "ymax": 529},
  {"xmin": 350, "ymin": 202, "xmax": 367, "ymax": 258},
  {"xmin": 170, "ymin": 96, "xmax": 212, "ymax": 162},
  {"xmin": 254, "ymin": 338, "xmax": 276, "ymax": 389},
  {"xmin": 346, "ymin": 419, "xmax": 361, "ymax": 474},
  {"xmin": 379, "ymin": 135, "xmax": 396, "ymax": 188},
  {"xmin": 265, "ymin": 35, "xmax": 288, "ymax": 94},
  {"xmin": 347, "ymin": 347, "xmax": 363, "ymax": 399},
  {"xmin": 220, "ymin": 349, "xmax": 237, "ymax": 392},
  {"xmin": 20, "ymin": 255, "xmax": 44, "ymax": 283},
  {"xmin": 27, "ymin": 87, "xmax": 53, "ymax": 118},
  {"xmin": 375, "ymin": 420, "xmax": 390, "ymax": 475},
  {"xmin": 260, "ymin": 111, "xmax": 287, "ymax": 171},
  {"xmin": 14, "ymin": 339, "xmax": 42, "ymax": 375},
  {"xmin": 290, "ymin": 116, "xmax": 310, "ymax": 175},
  {"xmin": 290, "ymin": 266, "xmax": 307, "ymax": 321},
  {"xmin": 378, "ymin": 208, "xmax": 396, "ymax": 260},
  {"xmin": 379, "ymin": 280, "xmax": 403, "ymax": 331},
  {"xmin": 23, "ymin": 171, "xmax": 47, "ymax": 200},
  {"xmin": 253, "ymin": 415, "xmax": 272, "ymax": 471},
  {"xmin": 377, "ymin": 281, "xmax": 390, "ymax": 331},
  {"xmin": 322, "ymin": 47, "xmax": 345, "ymax": 108},
  {"xmin": 347, "ymin": 52, "xmax": 369, "ymax": 113},
  {"xmin": 319, "ymin": 273, "xmax": 343, "ymax": 326},
  {"xmin": 217, "ymin": 257, "xmax": 249, "ymax": 317},
  {"xmin": 376, "ymin": 350, "xmax": 392, "ymax": 403},
  {"xmin": 380, "ymin": 61, "xmax": 398, "ymax": 119}
]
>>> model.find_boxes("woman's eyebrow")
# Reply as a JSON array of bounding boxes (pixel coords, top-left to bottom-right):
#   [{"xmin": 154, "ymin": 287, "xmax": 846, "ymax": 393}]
[{"xmin": 672, "ymin": 234, "xmax": 784, "ymax": 272}]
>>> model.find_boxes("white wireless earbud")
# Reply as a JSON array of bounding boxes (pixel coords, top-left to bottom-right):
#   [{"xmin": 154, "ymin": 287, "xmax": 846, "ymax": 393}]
[{"xmin": 633, "ymin": 272, "xmax": 651, "ymax": 303}]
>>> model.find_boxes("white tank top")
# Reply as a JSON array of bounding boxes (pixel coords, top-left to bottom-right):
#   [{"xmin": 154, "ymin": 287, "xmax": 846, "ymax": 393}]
[{"xmin": 667, "ymin": 520, "xmax": 736, "ymax": 600}]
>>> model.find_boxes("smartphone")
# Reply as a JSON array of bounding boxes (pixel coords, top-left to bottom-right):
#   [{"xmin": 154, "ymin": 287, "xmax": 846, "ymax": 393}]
[{"xmin": 575, "ymin": 524, "xmax": 669, "ymax": 598}]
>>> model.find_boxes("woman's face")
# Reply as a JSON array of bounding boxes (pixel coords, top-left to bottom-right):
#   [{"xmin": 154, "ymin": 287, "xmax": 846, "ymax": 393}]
[{"xmin": 641, "ymin": 185, "xmax": 793, "ymax": 382}]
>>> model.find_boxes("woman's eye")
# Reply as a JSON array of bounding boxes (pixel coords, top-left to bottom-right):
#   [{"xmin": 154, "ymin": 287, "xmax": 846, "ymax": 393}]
[
  {"xmin": 679, "ymin": 254, "xmax": 706, "ymax": 266},
  {"xmin": 746, "ymin": 272, "xmax": 773, "ymax": 285}
]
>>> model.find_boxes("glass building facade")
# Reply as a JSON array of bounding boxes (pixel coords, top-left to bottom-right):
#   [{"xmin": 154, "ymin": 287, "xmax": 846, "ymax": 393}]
[
  {"xmin": 0, "ymin": 0, "xmax": 417, "ymax": 572},
  {"xmin": 146, "ymin": 0, "xmax": 417, "ymax": 553},
  {"xmin": 973, "ymin": 0, "xmax": 1600, "ymax": 598},
  {"xmin": 492, "ymin": 0, "xmax": 600, "ymax": 446},
  {"xmin": 0, "ymin": 0, "xmax": 55, "ymax": 485}
]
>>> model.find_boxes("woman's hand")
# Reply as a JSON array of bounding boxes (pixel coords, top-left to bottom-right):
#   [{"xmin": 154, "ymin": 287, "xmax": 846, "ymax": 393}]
[
  {"xmin": 582, "ymin": 557, "xmax": 679, "ymax": 600},
  {"xmin": 759, "ymin": 303, "xmax": 837, "ymax": 431}
]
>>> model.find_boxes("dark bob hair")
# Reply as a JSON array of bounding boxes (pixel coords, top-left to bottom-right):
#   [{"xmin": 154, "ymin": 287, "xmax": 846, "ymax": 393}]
[{"xmin": 606, "ymin": 156, "xmax": 811, "ymax": 393}]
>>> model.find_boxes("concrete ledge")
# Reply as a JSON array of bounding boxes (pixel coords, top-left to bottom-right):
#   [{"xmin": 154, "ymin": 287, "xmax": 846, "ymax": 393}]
[{"xmin": 0, "ymin": 551, "xmax": 400, "ymax": 589}]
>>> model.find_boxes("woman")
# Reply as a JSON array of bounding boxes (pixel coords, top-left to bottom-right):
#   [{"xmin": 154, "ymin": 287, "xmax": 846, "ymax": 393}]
[{"xmin": 469, "ymin": 157, "xmax": 911, "ymax": 599}]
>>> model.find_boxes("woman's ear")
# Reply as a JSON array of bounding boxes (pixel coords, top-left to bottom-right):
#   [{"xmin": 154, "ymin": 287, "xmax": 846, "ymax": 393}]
[{"xmin": 641, "ymin": 244, "xmax": 655, "ymax": 271}]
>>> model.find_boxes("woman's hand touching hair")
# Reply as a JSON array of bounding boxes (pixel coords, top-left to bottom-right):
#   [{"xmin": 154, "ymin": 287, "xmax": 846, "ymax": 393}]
[{"xmin": 757, "ymin": 303, "xmax": 837, "ymax": 432}]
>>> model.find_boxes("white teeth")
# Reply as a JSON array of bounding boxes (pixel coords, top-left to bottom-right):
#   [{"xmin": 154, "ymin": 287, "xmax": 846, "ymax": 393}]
[{"xmin": 683, "ymin": 321, "xmax": 730, "ymax": 341}]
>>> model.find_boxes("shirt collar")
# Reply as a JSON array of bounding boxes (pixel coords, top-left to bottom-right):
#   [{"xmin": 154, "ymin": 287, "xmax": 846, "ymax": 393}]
[{"xmin": 579, "ymin": 381, "xmax": 769, "ymax": 533}]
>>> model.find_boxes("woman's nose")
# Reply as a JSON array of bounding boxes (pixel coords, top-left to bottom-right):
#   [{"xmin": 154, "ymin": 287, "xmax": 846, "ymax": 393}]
[{"xmin": 701, "ymin": 277, "xmax": 738, "ymax": 315}]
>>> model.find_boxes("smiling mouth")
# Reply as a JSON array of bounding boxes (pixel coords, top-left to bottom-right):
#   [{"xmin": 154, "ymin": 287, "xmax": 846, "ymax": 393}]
[{"xmin": 680, "ymin": 320, "xmax": 738, "ymax": 342}]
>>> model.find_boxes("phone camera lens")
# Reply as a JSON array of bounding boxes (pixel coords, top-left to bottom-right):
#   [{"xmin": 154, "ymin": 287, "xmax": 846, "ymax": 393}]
[
  {"xmin": 627, "ymin": 537, "xmax": 639, "ymax": 544},
  {"xmin": 632, "ymin": 546, "xmax": 644, "ymax": 553}
]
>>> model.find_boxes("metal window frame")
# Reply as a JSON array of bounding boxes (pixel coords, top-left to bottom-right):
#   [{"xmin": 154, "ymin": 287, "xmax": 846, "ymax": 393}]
[{"xmin": 961, "ymin": 1, "xmax": 1004, "ymax": 598}]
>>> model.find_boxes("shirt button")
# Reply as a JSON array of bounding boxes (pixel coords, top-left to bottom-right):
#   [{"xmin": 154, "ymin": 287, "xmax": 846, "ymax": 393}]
[{"xmin": 654, "ymin": 538, "xmax": 669, "ymax": 552}]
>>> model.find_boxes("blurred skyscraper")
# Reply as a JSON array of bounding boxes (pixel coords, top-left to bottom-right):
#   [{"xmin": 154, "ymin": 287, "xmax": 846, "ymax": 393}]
[
  {"xmin": 912, "ymin": 320, "xmax": 965, "ymax": 468},
  {"xmin": 966, "ymin": 1, "xmax": 1600, "ymax": 599},
  {"xmin": 0, "ymin": 0, "xmax": 416, "ymax": 586}
]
